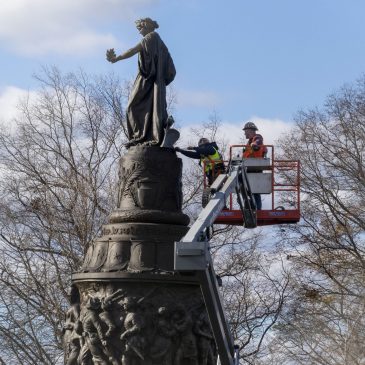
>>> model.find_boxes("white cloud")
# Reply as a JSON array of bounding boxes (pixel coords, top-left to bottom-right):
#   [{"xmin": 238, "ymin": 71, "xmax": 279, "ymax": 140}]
[
  {"xmin": 221, "ymin": 116, "xmax": 292, "ymax": 146},
  {"xmin": 0, "ymin": 0, "xmax": 158, "ymax": 56},
  {"xmin": 177, "ymin": 90, "xmax": 221, "ymax": 108},
  {"xmin": 0, "ymin": 86, "xmax": 28, "ymax": 123},
  {"xmin": 178, "ymin": 116, "xmax": 293, "ymax": 149},
  {"xmin": 19, "ymin": 32, "xmax": 118, "ymax": 57}
]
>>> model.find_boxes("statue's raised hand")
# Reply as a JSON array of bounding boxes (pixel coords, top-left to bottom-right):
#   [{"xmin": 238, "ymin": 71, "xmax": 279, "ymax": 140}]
[{"xmin": 106, "ymin": 48, "xmax": 117, "ymax": 63}]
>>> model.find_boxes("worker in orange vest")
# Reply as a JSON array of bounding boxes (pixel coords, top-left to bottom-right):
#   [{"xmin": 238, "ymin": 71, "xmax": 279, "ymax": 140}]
[
  {"xmin": 242, "ymin": 122, "xmax": 267, "ymax": 159},
  {"xmin": 242, "ymin": 122, "xmax": 267, "ymax": 210}
]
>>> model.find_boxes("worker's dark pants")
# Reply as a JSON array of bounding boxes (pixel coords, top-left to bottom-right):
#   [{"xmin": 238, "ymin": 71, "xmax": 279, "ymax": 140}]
[
  {"xmin": 253, "ymin": 194, "xmax": 262, "ymax": 210},
  {"xmin": 206, "ymin": 164, "xmax": 225, "ymax": 186}
]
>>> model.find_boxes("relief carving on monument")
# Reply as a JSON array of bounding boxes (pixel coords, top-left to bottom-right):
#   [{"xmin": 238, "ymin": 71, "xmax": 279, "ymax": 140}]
[
  {"xmin": 109, "ymin": 146, "xmax": 189, "ymax": 226},
  {"xmin": 64, "ymin": 283, "xmax": 217, "ymax": 365},
  {"xmin": 63, "ymin": 286, "xmax": 83, "ymax": 365},
  {"xmin": 117, "ymin": 147, "xmax": 183, "ymax": 212}
]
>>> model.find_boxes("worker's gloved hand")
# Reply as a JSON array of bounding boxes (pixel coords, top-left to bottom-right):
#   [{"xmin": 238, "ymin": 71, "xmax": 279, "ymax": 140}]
[
  {"xmin": 174, "ymin": 146, "xmax": 181, "ymax": 152},
  {"xmin": 251, "ymin": 144, "xmax": 260, "ymax": 151},
  {"xmin": 187, "ymin": 146, "xmax": 194, "ymax": 150},
  {"xmin": 165, "ymin": 115, "xmax": 175, "ymax": 128}
]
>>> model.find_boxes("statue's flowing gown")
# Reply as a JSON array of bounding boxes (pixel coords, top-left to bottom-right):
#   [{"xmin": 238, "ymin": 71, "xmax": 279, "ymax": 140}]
[{"xmin": 126, "ymin": 31, "xmax": 176, "ymax": 146}]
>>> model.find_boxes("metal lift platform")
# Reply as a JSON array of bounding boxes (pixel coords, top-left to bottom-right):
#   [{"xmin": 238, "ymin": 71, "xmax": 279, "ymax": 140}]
[
  {"xmin": 208, "ymin": 145, "xmax": 300, "ymax": 226},
  {"xmin": 174, "ymin": 146, "xmax": 301, "ymax": 365}
]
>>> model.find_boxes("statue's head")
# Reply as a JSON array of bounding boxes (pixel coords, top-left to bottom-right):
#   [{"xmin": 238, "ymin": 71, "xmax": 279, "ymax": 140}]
[
  {"xmin": 121, "ymin": 296, "xmax": 137, "ymax": 311},
  {"xmin": 135, "ymin": 18, "xmax": 159, "ymax": 36},
  {"xmin": 158, "ymin": 306, "xmax": 168, "ymax": 316},
  {"xmin": 87, "ymin": 296, "xmax": 101, "ymax": 310}
]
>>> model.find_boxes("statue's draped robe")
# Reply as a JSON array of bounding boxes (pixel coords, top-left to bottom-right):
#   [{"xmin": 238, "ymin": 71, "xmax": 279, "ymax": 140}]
[{"xmin": 126, "ymin": 31, "xmax": 176, "ymax": 146}]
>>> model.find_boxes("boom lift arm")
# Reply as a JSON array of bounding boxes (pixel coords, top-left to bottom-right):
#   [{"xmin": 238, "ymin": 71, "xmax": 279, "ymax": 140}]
[{"xmin": 174, "ymin": 160, "xmax": 256, "ymax": 365}]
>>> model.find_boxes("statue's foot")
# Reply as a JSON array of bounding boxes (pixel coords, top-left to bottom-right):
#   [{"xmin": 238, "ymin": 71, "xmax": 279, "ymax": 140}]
[
  {"xmin": 124, "ymin": 140, "xmax": 138, "ymax": 148},
  {"xmin": 124, "ymin": 139, "xmax": 162, "ymax": 148},
  {"xmin": 142, "ymin": 141, "xmax": 159, "ymax": 146}
]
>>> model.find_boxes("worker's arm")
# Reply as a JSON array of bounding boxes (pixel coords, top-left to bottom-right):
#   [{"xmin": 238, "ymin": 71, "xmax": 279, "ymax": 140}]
[
  {"xmin": 175, "ymin": 147, "xmax": 200, "ymax": 159},
  {"xmin": 251, "ymin": 134, "xmax": 264, "ymax": 151},
  {"xmin": 193, "ymin": 144, "xmax": 216, "ymax": 155},
  {"xmin": 106, "ymin": 43, "xmax": 143, "ymax": 63}
]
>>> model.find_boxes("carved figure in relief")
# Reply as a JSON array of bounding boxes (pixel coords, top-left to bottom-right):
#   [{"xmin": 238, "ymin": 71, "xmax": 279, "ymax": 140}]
[
  {"xmin": 63, "ymin": 286, "xmax": 82, "ymax": 365},
  {"xmin": 172, "ymin": 305, "xmax": 198, "ymax": 365},
  {"xmin": 193, "ymin": 311, "xmax": 216, "ymax": 365},
  {"xmin": 100, "ymin": 289, "xmax": 125, "ymax": 337},
  {"xmin": 99, "ymin": 290, "xmax": 126, "ymax": 365},
  {"xmin": 150, "ymin": 306, "xmax": 176, "ymax": 364},
  {"xmin": 79, "ymin": 297, "xmax": 109, "ymax": 365},
  {"xmin": 120, "ymin": 297, "xmax": 147, "ymax": 365}
]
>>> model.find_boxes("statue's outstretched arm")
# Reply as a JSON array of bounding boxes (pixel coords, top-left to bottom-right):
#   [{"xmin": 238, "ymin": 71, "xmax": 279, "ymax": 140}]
[{"xmin": 106, "ymin": 43, "xmax": 143, "ymax": 63}]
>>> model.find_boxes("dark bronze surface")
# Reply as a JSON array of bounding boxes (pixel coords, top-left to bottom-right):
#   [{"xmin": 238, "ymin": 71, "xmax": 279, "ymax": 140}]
[{"xmin": 65, "ymin": 145, "xmax": 217, "ymax": 364}]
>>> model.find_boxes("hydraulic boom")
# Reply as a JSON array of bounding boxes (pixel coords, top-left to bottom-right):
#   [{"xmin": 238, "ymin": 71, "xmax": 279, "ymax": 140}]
[{"xmin": 174, "ymin": 160, "xmax": 257, "ymax": 365}]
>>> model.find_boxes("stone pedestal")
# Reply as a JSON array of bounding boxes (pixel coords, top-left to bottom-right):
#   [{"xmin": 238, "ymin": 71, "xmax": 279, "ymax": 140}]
[{"xmin": 64, "ymin": 147, "xmax": 217, "ymax": 365}]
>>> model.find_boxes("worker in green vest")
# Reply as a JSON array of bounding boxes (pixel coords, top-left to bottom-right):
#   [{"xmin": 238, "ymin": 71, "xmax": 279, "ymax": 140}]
[{"xmin": 175, "ymin": 138, "xmax": 225, "ymax": 185}]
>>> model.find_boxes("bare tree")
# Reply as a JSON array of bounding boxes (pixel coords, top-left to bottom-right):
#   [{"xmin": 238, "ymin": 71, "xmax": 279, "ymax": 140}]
[
  {"xmin": 215, "ymin": 237, "xmax": 290, "ymax": 364},
  {"xmin": 263, "ymin": 76, "xmax": 365, "ymax": 364},
  {"xmin": 0, "ymin": 66, "xmax": 127, "ymax": 363},
  {"xmin": 0, "ymin": 69, "xmax": 291, "ymax": 364}
]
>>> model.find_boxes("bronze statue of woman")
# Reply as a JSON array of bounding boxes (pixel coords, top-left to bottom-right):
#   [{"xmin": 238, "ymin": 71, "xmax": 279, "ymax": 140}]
[{"xmin": 106, "ymin": 18, "xmax": 176, "ymax": 147}]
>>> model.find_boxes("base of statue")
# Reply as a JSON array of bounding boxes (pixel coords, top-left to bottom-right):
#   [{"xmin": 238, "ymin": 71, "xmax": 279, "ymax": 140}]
[{"xmin": 64, "ymin": 146, "xmax": 217, "ymax": 365}]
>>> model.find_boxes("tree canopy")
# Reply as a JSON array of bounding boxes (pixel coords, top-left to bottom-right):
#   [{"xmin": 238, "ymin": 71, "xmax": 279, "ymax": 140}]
[{"xmin": 0, "ymin": 68, "xmax": 364, "ymax": 364}]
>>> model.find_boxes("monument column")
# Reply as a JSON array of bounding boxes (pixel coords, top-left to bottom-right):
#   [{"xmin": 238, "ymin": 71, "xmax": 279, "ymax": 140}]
[{"xmin": 65, "ymin": 146, "xmax": 217, "ymax": 364}]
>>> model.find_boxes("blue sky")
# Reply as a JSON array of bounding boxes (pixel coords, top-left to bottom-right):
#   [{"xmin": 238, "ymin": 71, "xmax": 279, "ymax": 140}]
[{"xmin": 0, "ymin": 0, "xmax": 365, "ymax": 144}]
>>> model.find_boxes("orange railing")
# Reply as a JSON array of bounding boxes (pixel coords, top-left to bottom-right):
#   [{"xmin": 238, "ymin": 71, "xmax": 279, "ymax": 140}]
[{"xmin": 203, "ymin": 145, "xmax": 301, "ymax": 226}]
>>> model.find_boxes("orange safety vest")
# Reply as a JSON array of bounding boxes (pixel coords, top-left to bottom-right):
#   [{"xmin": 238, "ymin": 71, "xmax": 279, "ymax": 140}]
[{"xmin": 242, "ymin": 144, "xmax": 267, "ymax": 158}]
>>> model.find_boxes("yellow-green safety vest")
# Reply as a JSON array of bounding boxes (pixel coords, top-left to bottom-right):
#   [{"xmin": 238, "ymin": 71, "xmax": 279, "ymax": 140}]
[{"xmin": 200, "ymin": 147, "xmax": 223, "ymax": 173}]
